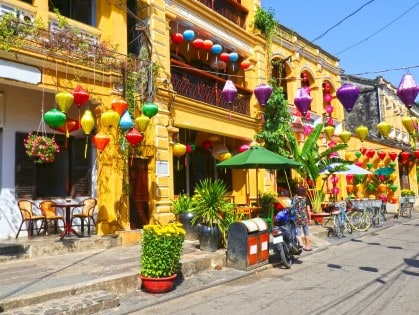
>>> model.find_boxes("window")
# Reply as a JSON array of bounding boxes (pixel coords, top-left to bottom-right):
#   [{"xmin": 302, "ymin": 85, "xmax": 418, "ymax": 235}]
[
  {"xmin": 49, "ymin": 0, "xmax": 95, "ymax": 26},
  {"xmin": 15, "ymin": 132, "xmax": 92, "ymax": 198}
]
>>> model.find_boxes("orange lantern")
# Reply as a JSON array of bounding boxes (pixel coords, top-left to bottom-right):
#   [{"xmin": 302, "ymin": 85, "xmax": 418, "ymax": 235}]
[
  {"xmin": 92, "ymin": 133, "xmax": 110, "ymax": 152},
  {"xmin": 111, "ymin": 99, "xmax": 128, "ymax": 116},
  {"xmin": 55, "ymin": 117, "xmax": 80, "ymax": 137}
]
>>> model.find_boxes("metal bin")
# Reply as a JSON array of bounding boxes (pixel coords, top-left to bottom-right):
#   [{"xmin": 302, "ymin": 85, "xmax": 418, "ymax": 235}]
[{"xmin": 227, "ymin": 218, "xmax": 269, "ymax": 270}]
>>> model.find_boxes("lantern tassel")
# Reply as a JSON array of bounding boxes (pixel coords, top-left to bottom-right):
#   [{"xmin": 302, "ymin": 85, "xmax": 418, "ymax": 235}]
[{"xmin": 84, "ymin": 137, "xmax": 88, "ymax": 159}]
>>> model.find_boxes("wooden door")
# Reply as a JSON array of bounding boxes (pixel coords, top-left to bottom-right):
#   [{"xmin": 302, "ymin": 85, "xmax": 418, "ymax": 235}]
[{"xmin": 129, "ymin": 158, "xmax": 149, "ymax": 229}]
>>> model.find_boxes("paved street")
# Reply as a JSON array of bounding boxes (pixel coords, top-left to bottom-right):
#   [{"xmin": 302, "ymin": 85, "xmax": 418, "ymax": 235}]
[{"xmin": 135, "ymin": 218, "xmax": 419, "ymax": 315}]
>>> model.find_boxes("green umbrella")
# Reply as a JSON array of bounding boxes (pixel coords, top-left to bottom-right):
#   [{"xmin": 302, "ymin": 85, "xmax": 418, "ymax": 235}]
[
  {"xmin": 374, "ymin": 167, "xmax": 395, "ymax": 176},
  {"xmin": 216, "ymin": 146, "xmax": 302, "ymax": 203}
]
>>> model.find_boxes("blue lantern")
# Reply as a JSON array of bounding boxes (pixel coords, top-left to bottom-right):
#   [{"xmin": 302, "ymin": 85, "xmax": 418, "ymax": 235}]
[
  {"xmin": 229, "ymin": 52, "xmax": 238, "ymax": 71},
  {"xmin": 183, "ymin": 30, "xmax": 195, "ymax": 51}
]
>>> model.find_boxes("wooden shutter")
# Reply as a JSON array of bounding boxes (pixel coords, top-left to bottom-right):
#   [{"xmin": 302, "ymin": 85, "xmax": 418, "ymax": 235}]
[
  {"xmin": 70, "ymin": 137, "xmax": 92, "ymax": 196},
  {"xmin": 15, "ymin": 132, "xmax": 35, "ymax": 198}
]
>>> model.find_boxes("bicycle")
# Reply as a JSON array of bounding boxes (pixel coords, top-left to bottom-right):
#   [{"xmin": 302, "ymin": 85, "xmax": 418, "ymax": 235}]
[
  {"xmin": 349, "ymin": 199, "xmax": 372, "ymax": 232},
  {"xmin": 399, "ymin": 196, "xmax": 415, "ymax": 219},
  {"xmin": 327, "ymin": 201, "xmax": 353, "ymax": 238},
  {"xmin": 370, "ymin": 200, "xmax": 385, "ymax": 226}
]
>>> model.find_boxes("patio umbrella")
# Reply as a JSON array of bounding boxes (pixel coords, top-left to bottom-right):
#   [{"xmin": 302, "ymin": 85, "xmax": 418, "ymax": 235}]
[
  {"xmin": 374, "ymin": 167, "xmax": 395, "ymax": 176},
  {"xmin": 319, "ymin": 163, "xmax": 372, "ymax": 175},
  {"xmin": 216, "ymin": 146, "xmax": 302, "ymax": 202}
]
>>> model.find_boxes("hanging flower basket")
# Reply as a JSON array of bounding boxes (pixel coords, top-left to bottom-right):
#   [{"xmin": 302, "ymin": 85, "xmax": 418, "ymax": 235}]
[{"xmin": 24, "ymin": 133, "xmax": 60, "ymax": 164}]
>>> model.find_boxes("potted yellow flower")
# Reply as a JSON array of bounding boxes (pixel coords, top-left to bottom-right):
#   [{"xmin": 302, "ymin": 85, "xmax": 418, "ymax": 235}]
[{"xmin": 139, "ymin": 222, "xmax": 186, "ymax": 293}]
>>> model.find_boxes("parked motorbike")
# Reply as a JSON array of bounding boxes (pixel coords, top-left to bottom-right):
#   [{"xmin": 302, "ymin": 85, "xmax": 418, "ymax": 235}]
[{"xmin": 271, "ymin": 208, "xmax": 302, "ymax": 269}]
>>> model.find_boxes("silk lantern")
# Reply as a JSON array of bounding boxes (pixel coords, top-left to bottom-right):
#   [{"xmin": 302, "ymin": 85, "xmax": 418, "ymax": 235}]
[
  {"xmin": 254, "ymin": 83, "xmax": 273, "ymax": 106},
  {"xmin": 336, "ymin": 83, "xmax": 360, "ymax": 113},
  {"xmin": 192, "ymin": 38, "xmax": 204, "ymax": 59},
  {"xmin": 44, "ymin": 108, "xmax": 67, "ymax": 129},
  {"xmin": 355, "ymin": 125, "xmax": 368, "ymax": 142},
  {"xmin": 203, "ymin": 39, "xmax": 213, "ymax": 60},
  {"xmin": 229, "ymin": 52, "xmax": 238, "ymax": 71},
  {"xmin": 111, "ymin": 99, "xmax": 128, "ymax": 116},
  {"xmin": 240, "ymin": 60, "xmax": 251, "ymax": 70},
  {"xmin": 72, "ymin": 85, "xmax": 89, "ymax": 107},
  {"xmin": 135, "ymin": 114, "xmax": 150, "ymax": 132},
  {"xmin": 388, "ymin": 151, "xmax": 398, "ymax": 161},
  {"xmin": 377, "ymin": 121, "xmax": 392, "ymax": 138},
  {"xmin": 397, "ymin": 73, "xmax": 419, "ymax": 108},
  {"xmin": 56, "ymin": 117, "xmax": 80, "ymax": 137},
  {"xmin": 55, "ymin": 91, "xmax": 74, "ymax": 113},
  {"xmin": 81, "ymin": 109, "xmax": 95, "ymax": 157},
  {"xmin": 400, "ymin": 151, "xmax": 411, "ymax": 163},
  {"xmin": 414, "ymin": 149, "xmax": 419, "ymax": 159},
  {"xmin": 339, "ymin": 131, "xmax": 351, "ymax": 144},
  {"xmin": 171, "ymin": 32, "xmax": 183, "ymax": 55},
  {"xmin": 239, "ymin": 144, "xmax": 250, "ymax": 152},
  {"xmin": 173, "ymin": 142, "xmax": 187, "ymax": 170},
  {"xmin": 126, "ymin": 128, "xmax": 144, "ymax": 147},
  {"xmin": 222, "ymin": 80, "xmax": 237, "ymax": 104},
  {"xmin": 377, "ymin": 151, "xmax": 386, "ymax": 160},
  {"xmin": 211, "ymin": 44, "xmax": 222, "ymax": 65},
  {"xmin": 141, "ymin": 102, "xmax": 158, "ymax": 118},
  {"xmin": 119, "ymin": 110, "xmax": 134, "ymax": 130},
  {"xmin": 294, "ymin": 87, "xmax": 312, "ymax": 115},
  {"xmin": 182, "ymin": 30, "xmax": 194, "ymax": 51},
  {"xmin": 93, "ymin": 133, "xmax": 110, "ymax": 152},
  {"xmin": 101, "ymin": 110, "xmax": 120, "ymax": 129}
]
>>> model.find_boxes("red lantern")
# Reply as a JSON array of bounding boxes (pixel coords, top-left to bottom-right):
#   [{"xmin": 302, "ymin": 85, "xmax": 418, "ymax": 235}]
[
  {"xmin": 400, "ymin": 151, "xmax": 411, "ymax": 163},
  {"xmin": 366, "ymin": 149, "xmax": 375, "ymax": 159},
  {"xmin": 414, "ymin": 150, "xmax": 419, "ymax": 159},
  {"xmin": 72, "ymin": 85, "xmax": 89, "ymax": 107},
  {"xmin": 55, "ymin": 118, "xmax": 80, "ymax": 135},
  {"xmin": 126, "ymin": 128, "xmax": 144, "ymax": 147},
  {"xmin": 111, "ymin": 99, "xmax": 128, "ymax": 116},
  {"xmin": 192, "ymin": 38, "xmax": 204, "ymax": 59},
  {"xmin": 203, "ymin": 39, "xmax": 213, "ymax": 60},
  {"xmin": 360, "ymin": 147, "xmax": 367, "ymax": 155},
  {"xmin": 92, "ymin": 133, "xmax": 110, "ymax": 152},
  {"xmin": 377, "ymin": 151, "xmax": 386, "ymax": 160},
  {"xmin": 220, "ymin": 52, "xmax": 230, "ymax": 63},
  {"xmin": 171, "ymin": 33, "xmax": 183, "ymax": 55},
  {"xmin": 202, "ymin": 140, "xmax": 212, "ymax": 149},
  {"xmin": 346, "ymin": 174, "xmax": 354, "ymax": 182},
  {"xmin": 185, "ymin": 144, "xmax": 192, "ymax": 154},
  {"xmin": 389, "ymin": 151, "xmax": 398, "ymax": 161}
]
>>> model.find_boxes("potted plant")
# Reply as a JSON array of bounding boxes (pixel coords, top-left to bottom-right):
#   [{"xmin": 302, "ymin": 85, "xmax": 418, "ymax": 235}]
[
  {"xmin": 24, "ymin": 133, "xmax": 60, "ymax": 164},
  {"xmin": 171, "ymin": 194, "xmax": 199, "ymax": 240},
  {"xmin": 139, "ymin": 222, "xmax": 186, "ymax": 293},
  {"xmin": 401, "ymin": 189, "xmax": 415, "ymax": 203},
  {"xmin": 190, "ymin": 178, "xmax": 235, "ymax": 252}
]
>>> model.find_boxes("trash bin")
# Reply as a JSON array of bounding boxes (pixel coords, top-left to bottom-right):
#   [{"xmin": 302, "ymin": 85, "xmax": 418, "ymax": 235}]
[{"xmin": 227, "ymin": 218, "xmax": 269, "ymax": 270}]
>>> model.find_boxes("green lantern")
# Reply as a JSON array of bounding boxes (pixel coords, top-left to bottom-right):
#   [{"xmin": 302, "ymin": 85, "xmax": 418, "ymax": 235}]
[
  {"xmin": 141, "ymin": 102, "xmax": 158, "ymax": 118},
  {"xmin": 44, "ymin": 108, "xmax": 66, "ymax": 128}
]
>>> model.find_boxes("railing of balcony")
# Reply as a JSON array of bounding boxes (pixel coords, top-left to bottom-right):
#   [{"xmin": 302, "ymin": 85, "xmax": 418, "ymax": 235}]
[
  {"xmin": 171, "ymin": 59, "xmax": 251, "ymax": 116},
  {"xmin": 196, "ymin": 0, "xmax": 248, "ymax": 29}
]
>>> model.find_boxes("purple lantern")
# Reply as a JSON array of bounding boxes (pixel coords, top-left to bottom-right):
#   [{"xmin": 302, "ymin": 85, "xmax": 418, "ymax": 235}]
[
  {"xmin": 254, "ymin": 83, "xmax": 273, "ymax": 106},
  {"xmin": 294, "ymin": 87, "xmax": 312, "ymax": 115},
  {"xmin": 336, "ymin": 83, "xmax": 360, "ymax": 113},
  {"xmin": 397, "ymin": 74, "xmax": 419, "ymax": 108},
  {"xmin": 222, "ymin": 80, "xmax": 237, "ymax": 104}
]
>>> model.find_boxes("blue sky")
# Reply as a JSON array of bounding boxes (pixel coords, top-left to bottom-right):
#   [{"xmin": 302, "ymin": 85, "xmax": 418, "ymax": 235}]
[{"xmin": 261, "ymin": 0, "xmax": 419, "ymax": 88}]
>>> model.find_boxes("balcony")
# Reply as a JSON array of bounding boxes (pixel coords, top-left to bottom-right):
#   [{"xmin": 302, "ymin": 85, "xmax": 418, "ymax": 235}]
[
  {"xmin": 171, "ymin": 59, "xmax": 252, "ymax": 116},
  {"xmin": 196, "ymin": 0, "xmax": 248, "ymax": 28}
]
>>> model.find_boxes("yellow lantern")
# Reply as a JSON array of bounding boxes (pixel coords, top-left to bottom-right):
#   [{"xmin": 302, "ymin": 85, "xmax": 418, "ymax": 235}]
[
  {"xmin": 55, "ymin": 91, "xmax": 74, "ymax": 113},
  {"xmin": 377, "ymin": 121, "xmax": 392, "ymax": 138},
  {"xmin": 345, "ymin": 151, "xmax": 352, "ymax": 161},
  {"xmin": 402, "ymin": 115, "xmax": 418, "ymax": 134},
  {"xmin": 324, "ymin": 126, "xmax": 334, "ymax": 140},
  {"xmin": 135, "ymin": 114, "xmax": 150, "ymax": 132},
  {"xmin": 81, "ymin": 110, "xmax": 95, "ymax": 135},
  {"xmin": 339, "ymin": 131, "xmax": 351, "ymax": 144},
  {"xmin": 173, "ymin": 143, "xmax": 186, "ymax": 157},
  {"xmin": 101, "ymin": 110, "xmax": 120, "ymax": 129},
  {"xmin": 355, "ymin": 125, "xmax": 368, "ymax": 142}
]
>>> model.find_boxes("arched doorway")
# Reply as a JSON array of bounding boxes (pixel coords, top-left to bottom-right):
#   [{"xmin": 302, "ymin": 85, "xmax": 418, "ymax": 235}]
[{"xmin": 129, "ymin": 158, "xmax": 149, "ymax": 229}]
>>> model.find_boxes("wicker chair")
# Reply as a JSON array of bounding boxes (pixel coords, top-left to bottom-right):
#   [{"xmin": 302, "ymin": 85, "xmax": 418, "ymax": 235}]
[
  {"xmin": 71, "ymin": 198, "xmax": 97, "ymax": 235},
  {"xmin": 16, "ymin": 200, "xmax": 46, "ymax": 238},
  {"xmin": 38, "ymin": 200, "xmax": 64, "ymax": 234}
]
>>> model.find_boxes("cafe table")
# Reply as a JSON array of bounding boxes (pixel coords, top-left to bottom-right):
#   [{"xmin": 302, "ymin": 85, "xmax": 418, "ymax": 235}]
[{"xmin": 51, "ymin": 202, "xmax": 83, "ymax": 239}]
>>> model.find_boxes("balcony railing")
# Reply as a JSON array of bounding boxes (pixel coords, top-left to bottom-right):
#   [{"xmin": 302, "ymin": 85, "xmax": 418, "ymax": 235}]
[
  {"xmin": 196, "ymin": 0, "xmax": 248, "ymax": 28},
  {"xmin": 171, "ymin": 59, "xmax": 251, "ymax": 116}
]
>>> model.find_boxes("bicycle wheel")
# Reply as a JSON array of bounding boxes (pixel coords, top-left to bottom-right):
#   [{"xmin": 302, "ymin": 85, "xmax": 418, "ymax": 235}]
[
  {"xmin": 350, "ymin": 211, "xmax": 371, "ymax": 232},
  {"xmin": 343, "ymin": 216, "xmax": 353, "ymax": 234}
]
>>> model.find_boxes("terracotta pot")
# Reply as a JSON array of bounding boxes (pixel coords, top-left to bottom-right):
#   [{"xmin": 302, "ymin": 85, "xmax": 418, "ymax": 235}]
[{"xmin": 140, "ymin": 273, "xmax": 177, "ymax": 294}]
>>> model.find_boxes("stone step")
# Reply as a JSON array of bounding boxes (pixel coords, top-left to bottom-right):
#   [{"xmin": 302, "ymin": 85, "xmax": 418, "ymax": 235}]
[{"xmin": 1, "ymin": 290, "xmax": 119, "ymax": 315}]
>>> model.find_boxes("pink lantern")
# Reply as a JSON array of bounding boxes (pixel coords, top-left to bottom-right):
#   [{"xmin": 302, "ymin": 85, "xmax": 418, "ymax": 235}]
[
  {"xmin": 337, "ymin": 83, "xmax": 360, "ymax": 113},
  {"xmin": 202, "ymin": 140, "xmax": 212, "ymax": 149},
  {"xmin": 254, "ymin": 83, "xmax": 273, "ymax": 106},
  {"xmin": 330, "ymin": 175, "xmax": 339, "ymax": 184},
  {"xmin": 332, "ymin": 187, "xmax": 340, "ymax": 195},
  {"xmin": 185, "ymin": 144, "xmax": 192, "ymax": 154},
  {"xmin": 397, "ymin": 73, "xmax": 419, "ymax": 108},
  {"xmin": 324, "ymin": 93, "xmax": 333, "ymax": 103},
  {"xmin": 294, "ymin": 88, "xmax": 312, "ymax": 116},
  {"xmin": 303, "ymin": 125, "xmax": 313, "ymax": 135},
  {"xmin": 239, "ymin": 144, "xmax": 250, "ymax": 152}
]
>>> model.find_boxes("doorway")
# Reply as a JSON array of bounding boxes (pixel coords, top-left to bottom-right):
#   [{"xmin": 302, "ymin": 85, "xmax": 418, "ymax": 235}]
[{"xmin": 129, "ymin": 158, "xmax": 149, "ymax": 229}]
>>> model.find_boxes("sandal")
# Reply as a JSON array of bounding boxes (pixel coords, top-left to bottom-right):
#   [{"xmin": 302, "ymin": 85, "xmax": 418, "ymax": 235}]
[{"xmin": 303, "ymin": 247, "xmax": 313, "ymax": 251}]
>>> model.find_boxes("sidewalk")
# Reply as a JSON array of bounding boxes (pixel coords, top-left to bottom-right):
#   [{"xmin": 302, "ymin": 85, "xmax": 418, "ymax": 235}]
[{"xmin": 0, "ymin": 214, "xmax": 408, "ymax": 314}]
